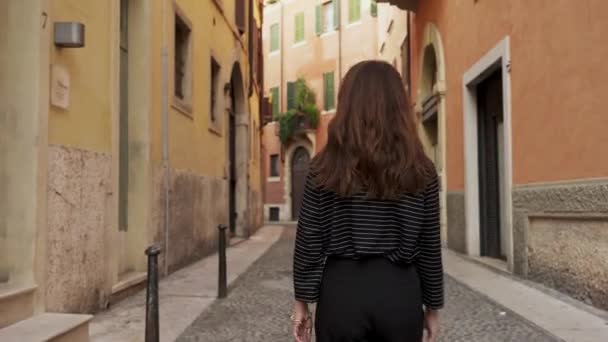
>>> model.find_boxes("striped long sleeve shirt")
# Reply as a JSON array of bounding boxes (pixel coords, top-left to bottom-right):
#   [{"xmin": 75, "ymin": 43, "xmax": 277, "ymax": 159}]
[{"xmin": 293, "ymin": 173, "xmax": 444, "ymax": 310}]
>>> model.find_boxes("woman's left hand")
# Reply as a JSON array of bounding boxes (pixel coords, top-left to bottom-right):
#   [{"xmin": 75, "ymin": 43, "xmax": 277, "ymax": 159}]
[{"xmin": 292, "ymin": 301, "xmax": 313, "ymax": 342}]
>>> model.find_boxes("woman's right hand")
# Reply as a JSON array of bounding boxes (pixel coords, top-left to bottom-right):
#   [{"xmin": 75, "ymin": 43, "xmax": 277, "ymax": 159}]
[{"xmin": 423, "ymin": 308, "xmax": 440, "ymax": 342}]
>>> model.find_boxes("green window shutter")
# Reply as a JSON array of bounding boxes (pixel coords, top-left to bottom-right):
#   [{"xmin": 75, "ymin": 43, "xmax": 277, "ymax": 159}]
[
  {"xmin": 322, "ymin": 74, "xmax": 327, "ymax": 110},
  {"xmin": 295, "ymin": 13, "xmax": 304, "ymax": 43},
  {"xmin": 287, "ymin": 82, "xmax": 296, "ymax": 110},
  {"xmin": 333, "ymin": 0, "xmax": 340, "ymax": 30},
  {"xmin": 270, "ymin": 24, "xmax": 279, "ymax": 52},
  {"xmin": 349, "ymin": 0, "xmax": 360, "ymax": 23},
  {"xmin": 327, "ymin": 72, "xmax": 335, "ymax": 110},
  {"xmin": 371, "ymin": 0, "xmax": 378, "ymax": 17},
  {"xmin": 323, "ymin": 72, "xmax": 335, "ymax": 110},
  {"xmin": 315, "ymin": 5, "xmax": 322, "ymax": 35},
  {"xmin": 271, "ymin": 87, "xmax": 280, "ymax": 116},
  {"xmin": 299, "ymin": 14, "xmax": 304, "ymax": 42}
]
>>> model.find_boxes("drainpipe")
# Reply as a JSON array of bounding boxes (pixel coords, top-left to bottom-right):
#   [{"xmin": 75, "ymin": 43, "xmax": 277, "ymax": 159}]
[
  {"xmin": 337, "ymin": 0, "xmax": 342, "ymax": 82},
  {"xmin": 161, "ymin": 0, "xmax": 170, "ymax": 276},
  {"xmin": 279, "ymin": 0, "xmax": 285, "ymax": 160},
  {"xmin": 280, "ymin": 0, "xmax": 285, "ymax": 113},
  {"xmin": 406, "ymin": 10, "xmax": 412, "ymax": 99}
]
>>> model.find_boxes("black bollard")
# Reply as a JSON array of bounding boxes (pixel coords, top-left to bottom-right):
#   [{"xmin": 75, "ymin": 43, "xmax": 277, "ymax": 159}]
[
  {"xmin": 145, "ymin": 245, "xmax": 162, "ymax": 342},
  {"xmin": 218, "ymin": 224, "xmax": 228, "ymax": 299}
]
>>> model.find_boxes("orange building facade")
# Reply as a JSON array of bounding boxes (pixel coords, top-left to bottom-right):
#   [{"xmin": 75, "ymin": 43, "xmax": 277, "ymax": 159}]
[
  {"xmin": 262, "ymin": 0, "xmax": 379, "ymax": 221},
  {"xmin": 379, "ymin": 0, "xmax": 608, "ymax": 310}
]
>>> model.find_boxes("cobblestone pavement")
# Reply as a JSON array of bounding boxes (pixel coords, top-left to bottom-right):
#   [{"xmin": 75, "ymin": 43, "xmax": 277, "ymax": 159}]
[{"xmin": 177, "ymin": 227, "xmax": 559, "ymax": 342}]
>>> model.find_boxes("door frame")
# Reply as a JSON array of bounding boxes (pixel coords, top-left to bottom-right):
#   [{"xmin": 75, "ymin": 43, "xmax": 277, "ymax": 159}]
[
  {"xmin": 283, "ymin": 141, "xmax": 314, "ymax": 221},
  {"xmin": 463, "ymin": 37, "xmax": 514, "ymax": 269},
  {"xmin": 290, "ymin": 146, "xmax": 311, "ymax": 220}
]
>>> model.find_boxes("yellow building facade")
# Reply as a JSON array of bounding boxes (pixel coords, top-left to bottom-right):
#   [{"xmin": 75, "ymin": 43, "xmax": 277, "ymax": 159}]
[{"xmin": 0, "ymin": 0, "xmax": 264, "ymax": 333}]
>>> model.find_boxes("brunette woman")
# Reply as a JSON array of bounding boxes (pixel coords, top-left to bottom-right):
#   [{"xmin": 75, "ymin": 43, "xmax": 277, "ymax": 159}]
[{"xmin": 291, "ymin": 60, "xmax": 443, "ymax": 342}]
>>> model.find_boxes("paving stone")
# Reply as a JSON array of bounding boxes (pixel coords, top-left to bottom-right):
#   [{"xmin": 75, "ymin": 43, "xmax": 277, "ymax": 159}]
[{"xmin": 177, "ymin": 227, "xmax": 559, "ymax": 342}]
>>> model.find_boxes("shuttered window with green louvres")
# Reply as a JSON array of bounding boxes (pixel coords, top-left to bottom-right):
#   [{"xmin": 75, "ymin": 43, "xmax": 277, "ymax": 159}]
[
  {"xmin": 271, "ymin": 87, "xmax": 280, "ymax": 117},
  {"xmin": 371, "ymin": 0, "xmax": 378, "ymax": 17},
  {"xmin": 333, "ymin": 0, "xmax": 340, "ymax": 30},
  {"xmin": 287, "ymin": 82, "xmax": 296, "ymax": 110},
  {"xmin": 316, "ymin": 1, "xmax": 339, "ymax": 35},
  {"xmin": 295, "ymin": 12, "xmax": 305, "ymax": 43},
  {"xmin": 315, "ymin": 5, "xmax": 322, "ymax": 35},
  {"xmin": 323, "ymin": 72, "xmax": 335, "ymax": 110},
  {"xmin": 349, "ymin": 0, "xmax": 361, "ymax": 23},
  {"xmin": 270, "ymin": 23, "xmax": 279, "ymax": 52}
]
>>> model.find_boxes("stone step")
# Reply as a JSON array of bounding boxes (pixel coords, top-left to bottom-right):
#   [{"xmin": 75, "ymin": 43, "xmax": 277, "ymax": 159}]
[{"xmin": 0, "ymin": 313, "xmax": 92, "ymax": 342}]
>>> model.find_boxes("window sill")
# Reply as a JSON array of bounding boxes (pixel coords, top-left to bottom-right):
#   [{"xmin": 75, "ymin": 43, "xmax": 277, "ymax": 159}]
[
  {"xmin": 292, "ymin": 40, "xmax": 307, "ymax": 48},
  {"xmin": 346, "ymin": 20, "xmax": 363, "ymax": 29},
  {"xmin": 319, "ymin": 30, "xmax": 337, "ymax": 38},
  {"xmin": 208, "ymin": 123, "xmax": 223, "ymax": 137},
  {"xmin": 172, "ymin": 97, "xmax": 193, "ymax": 119},
  {"xmin": 269, "ymin": 50, "xmax": 280, "ymax": 57},
  {"xmin": 322, "ymin": 109, "xmax": 336, "ymax": 115},
  {"xmin": 267, "ymin": 176, "xmax": 281, "ymax": 183}
]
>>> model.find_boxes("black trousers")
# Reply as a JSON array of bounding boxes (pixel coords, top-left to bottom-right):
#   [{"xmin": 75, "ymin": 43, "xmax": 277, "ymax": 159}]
[{"xmin": 315, "ymin": 257, "xmax": 424, "ymax": 342}]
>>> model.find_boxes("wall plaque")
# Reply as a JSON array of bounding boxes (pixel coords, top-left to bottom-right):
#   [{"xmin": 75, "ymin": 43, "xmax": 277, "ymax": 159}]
[{"xmin": 51, "ymin": 64, "xmax": 70, "ymax": 110}]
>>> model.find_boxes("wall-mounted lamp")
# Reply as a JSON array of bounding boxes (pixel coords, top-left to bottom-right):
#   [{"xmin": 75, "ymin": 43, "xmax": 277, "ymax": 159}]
[{"xmin": 54, "ymin": 22, "xmax": 85, "ymax": 48}]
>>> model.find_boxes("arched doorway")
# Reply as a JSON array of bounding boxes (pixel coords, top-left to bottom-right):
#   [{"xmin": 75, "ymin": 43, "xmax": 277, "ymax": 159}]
[
  {"xmin": 417, "ymin": 23, "xmax": 447, "ymax": 246},
  {"xmin": 228, "ymin": 63, "xmax": 250, "ymax": 237},
  {"xmin": 290, "ymin": 147, "xmax": 310, "ymax": 220},
  {"xmin": 420, "ymin": 44, "xmax": 439, "ymax": 167}
]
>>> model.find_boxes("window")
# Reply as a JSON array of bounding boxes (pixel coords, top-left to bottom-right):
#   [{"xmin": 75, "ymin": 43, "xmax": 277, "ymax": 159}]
[
  {"xmin": 323, "ymin": 72, "xmax": 335, "ymax": 111},
  {"xmin": 401, "ymin": 36, "xmax": 411, "ymax": 96},
  {"xmin": 270, "ymin": 23, "xmax": 280, "ymax": 52},
  {"xmin": 210, "ymin": 58, "xmax": 220, "ymax": 122},
  {"xmin": 294, "ymin": 12, "xmax": 305, "ymax": 43},
  {"xmin": 349, "ymin": 0, "xmax": 361, "ymax": 23},
  {"xmin": 174, "ymin": 11, "xmax": 192, "ymax": 109},
  {"xmin": 271, "ymin": 87, "xmax": 280, "ymax": 116},
  {"xmin": 270, "ymin": 154, "xmax": 280, "ymax": 177},
  {"xmin": 269, "ymin": 207, "xmax": 280, "ymax": 222},
  {"xmin": 316, "ymin": 1, "xmax": 338, "ymax": 35},
  {"xmin": 287, "ymin": 81, "xmax": 296, "ymax": 110},
  {"xmin": 235, "ymin": 0, "xmax": 245, "ymax": 34},
  {"xmin": 370, "ymin": 0, "xmax": 378, "ymax": 17}
]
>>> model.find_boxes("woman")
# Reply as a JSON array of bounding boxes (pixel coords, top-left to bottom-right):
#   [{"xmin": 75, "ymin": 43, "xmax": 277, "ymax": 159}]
[{"xmin": 291, "ymin": 60, "xmax": 443, "ymax": 342}]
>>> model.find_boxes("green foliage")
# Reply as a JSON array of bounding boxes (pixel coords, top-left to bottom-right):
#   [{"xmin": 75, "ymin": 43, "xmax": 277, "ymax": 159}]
[
  {"xmin": 300, "ymin": 102, "xmax": 320, "ymax": 128},
  {"xmin": 275, "ymin": 78, "xmax": 320, "ymax": 144},
  {"xmin": 278, "ymin": 109, "xmax": 297, "ymax": 144}
]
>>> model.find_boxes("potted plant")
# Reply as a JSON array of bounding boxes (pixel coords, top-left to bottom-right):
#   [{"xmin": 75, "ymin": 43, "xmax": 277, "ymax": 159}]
[{"xmin": 275, "ymin": 78, "xmax": 320, "ymax": 145}]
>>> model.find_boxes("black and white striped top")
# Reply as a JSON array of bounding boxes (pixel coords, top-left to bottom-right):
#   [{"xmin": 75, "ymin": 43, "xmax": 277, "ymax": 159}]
[{"xmin": 293, "ymin": 173, "xmax": 444, "ymax": 310}]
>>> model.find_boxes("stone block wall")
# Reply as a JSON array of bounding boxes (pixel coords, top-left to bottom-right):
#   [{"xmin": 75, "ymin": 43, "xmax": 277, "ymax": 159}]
[
  {"xmin": 512, "ymin": 180, "xmax": 608, "ymax": 310},
  {"xmin": 446, "ymin": 191, "xmax": 466, "ymax": 254},
  {"xmin": 153, "ymin": 168, "xmax": 228, "ymax": 274},
  {"xmin": 46, "ymin": 145, "xmax": 111, "ymax": 313}
]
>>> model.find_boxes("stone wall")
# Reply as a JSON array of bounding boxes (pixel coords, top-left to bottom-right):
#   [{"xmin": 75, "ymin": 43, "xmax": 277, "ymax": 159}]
[
  {"xmin": 512, "ymin": 179, "xmax": 608, "ymax": 310},
  {"xmin": 248, "ymin": 189, "xmax": 263, "ymax": 235},
  {"xmin": 46, "ymin": 145, "xmax": 111, "ymax": 313},
  {"xmin": 446, "ymin": 191, "xmax": 466, "ymax": 253},
  {"xmin": 152, "ymin": 167, "xmax": 228, "ymax": 274}
]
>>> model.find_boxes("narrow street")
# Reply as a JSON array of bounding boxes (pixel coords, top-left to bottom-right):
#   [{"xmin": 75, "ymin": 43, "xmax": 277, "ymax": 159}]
[{"xmin": 177, "ymin": 226, "xmax": 558, "ymax": 342}]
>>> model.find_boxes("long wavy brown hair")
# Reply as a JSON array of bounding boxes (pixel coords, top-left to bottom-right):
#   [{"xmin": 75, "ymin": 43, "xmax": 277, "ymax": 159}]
[{"xmin": 311, "ymin": 60, "xmax": 435, "ymax": 199}]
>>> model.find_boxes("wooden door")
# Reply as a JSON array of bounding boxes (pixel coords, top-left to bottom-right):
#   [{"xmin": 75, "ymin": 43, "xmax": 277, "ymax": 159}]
[
  {"xmin": 477, "ymin": 70, "xmax": 504, "ymax": 259},
  {"xmin": 291, "ymin": 147, "xmax": 310, "ymax": 220}
]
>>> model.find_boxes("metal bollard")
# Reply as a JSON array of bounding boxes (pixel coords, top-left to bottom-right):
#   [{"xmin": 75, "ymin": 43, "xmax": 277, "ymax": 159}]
[
  {"xmin": 218, "ymin": 224, "xmax": 228, "ymax": 299},
  {"xmin": 145, "ymin": 245, "xmax": 162, "ymax": 342}
]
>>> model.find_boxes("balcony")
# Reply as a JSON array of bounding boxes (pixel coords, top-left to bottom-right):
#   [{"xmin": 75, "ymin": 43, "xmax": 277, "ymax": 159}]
[{"xmin": 376, "ymin": 0, "xmax": 419, "ymax": 11}]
